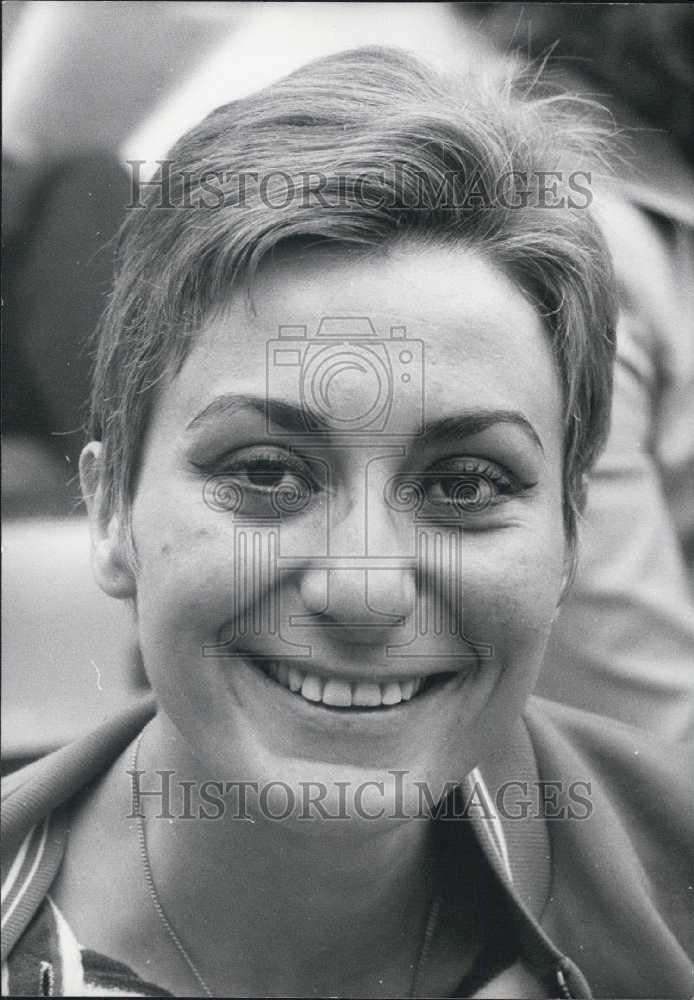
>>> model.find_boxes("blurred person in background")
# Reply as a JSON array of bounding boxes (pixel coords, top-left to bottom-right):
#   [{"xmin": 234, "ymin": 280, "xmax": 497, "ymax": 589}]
[{"xmin": 2, "ymin": 153, "xmax": 131, "ymax": 515}]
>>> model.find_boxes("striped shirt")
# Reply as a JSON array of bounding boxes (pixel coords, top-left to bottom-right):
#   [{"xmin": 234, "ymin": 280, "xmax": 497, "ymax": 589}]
[{"xmin": 1, "ymin": 753, "xmax": 520, "ymax": 998}]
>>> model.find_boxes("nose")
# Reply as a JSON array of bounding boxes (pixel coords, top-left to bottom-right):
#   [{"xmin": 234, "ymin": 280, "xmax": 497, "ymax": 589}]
[
  {"xmin": 296, "ymin": 483, "xmax": 416, "ymax": 644},
  {"xmin": 299, "ymin": 566, "xmax": 415, "ymax": 637}
]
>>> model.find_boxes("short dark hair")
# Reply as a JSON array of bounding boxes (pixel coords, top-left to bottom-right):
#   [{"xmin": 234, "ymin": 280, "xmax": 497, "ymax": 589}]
[{"xmin": 89, "ymin": 46, "xmax": 617, "ymax": 560}]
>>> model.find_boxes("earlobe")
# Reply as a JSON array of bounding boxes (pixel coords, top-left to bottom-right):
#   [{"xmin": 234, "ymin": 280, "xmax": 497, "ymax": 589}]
[{"xmin": 80, "ymin": 442, "xmax": 136, "ymax": 599}]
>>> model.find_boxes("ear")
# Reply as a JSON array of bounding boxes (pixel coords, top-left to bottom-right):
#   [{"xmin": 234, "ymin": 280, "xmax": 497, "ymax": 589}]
[{"xmin": 80, "ymin": 442, "xmax": 136, "ymax": 599}]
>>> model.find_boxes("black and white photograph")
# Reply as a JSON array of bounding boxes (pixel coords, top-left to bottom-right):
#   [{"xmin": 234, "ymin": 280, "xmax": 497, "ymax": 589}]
[{"xmin": 2, "ymin": 3, "xmax": 693, "ymax": 997}]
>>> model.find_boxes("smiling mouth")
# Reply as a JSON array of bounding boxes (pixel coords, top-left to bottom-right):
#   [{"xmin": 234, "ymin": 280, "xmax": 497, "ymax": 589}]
[{"xmin": 254, "ymin": 658, "xmax": 457, "ymax": 711}]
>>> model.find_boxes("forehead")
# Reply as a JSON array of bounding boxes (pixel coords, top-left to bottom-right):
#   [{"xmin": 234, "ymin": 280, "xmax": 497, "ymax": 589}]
[{"xmin": 163, "ymin": 243, "xmax": 562, "ymax": 442}]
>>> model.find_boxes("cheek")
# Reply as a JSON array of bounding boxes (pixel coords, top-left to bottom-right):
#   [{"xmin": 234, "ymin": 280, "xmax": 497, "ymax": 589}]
[
  {"xmin": 457, "ymin": 522, "xmax": 566, "ymax": 660},
  {"xmin": 129, "ymin": 514, "xmax": 244, "ymax": 727},
  {"xmin": 129, "ymin": 480, "xmax": 234, "ymax": 639}
]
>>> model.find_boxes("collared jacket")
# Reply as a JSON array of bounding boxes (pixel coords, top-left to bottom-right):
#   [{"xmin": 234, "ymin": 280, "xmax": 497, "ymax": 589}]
[{"xmin": 2, "ymin": 696, "xmax": 692, "ymax": 997}]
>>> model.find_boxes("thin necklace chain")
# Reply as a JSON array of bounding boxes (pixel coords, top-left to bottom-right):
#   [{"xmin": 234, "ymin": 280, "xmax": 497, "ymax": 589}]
[
  {"xmin": 132, "ymin": 729, "xmax": 214, "ymax": 998},
  {"xmin": 411, "ymin": 892, "xmax": 441, "ymax": 999},
  {"xmin": 131, "ymin": 728, "xmax": 439, "ymax": 999}
]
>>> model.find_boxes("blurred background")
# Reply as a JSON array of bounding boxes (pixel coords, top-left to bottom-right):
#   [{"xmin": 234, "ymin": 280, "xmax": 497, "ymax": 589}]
[{"xmin": 3, "ymin": 2, "xmax": 693, "ymax": 767}]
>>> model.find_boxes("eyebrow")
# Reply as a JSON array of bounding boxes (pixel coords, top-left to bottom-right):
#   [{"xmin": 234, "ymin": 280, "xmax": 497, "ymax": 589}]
[
  {"xmin": 419, "ymin": 411, "xmax": 544, "ymax": 453},
  {"xmin": 187, "ymin": 393, "xmax": 331, "ymax": 434},
  {"xmin": 186, "ymin": 393, "xmax": 544, "ymax": 452}
]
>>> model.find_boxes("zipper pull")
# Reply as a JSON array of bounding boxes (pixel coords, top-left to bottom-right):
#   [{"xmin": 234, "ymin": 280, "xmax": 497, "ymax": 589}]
[{"xmin": 556, "ymin": 963, "xmax": 573, "ymax": 999}]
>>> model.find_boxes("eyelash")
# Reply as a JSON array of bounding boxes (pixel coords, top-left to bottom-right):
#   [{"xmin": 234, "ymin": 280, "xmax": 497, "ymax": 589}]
[
  {"xmin": 212, "ymin": 448, "xmax": 320, "ymax": 486},
  {"xmin": 202, "ymin": 447, "xmax": 532, "ymax": 516}
]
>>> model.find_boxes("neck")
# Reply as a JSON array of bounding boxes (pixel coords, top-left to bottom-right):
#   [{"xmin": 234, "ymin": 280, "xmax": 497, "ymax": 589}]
[{"xmin": 136, "ymin": 716, "xmax": 441, "ymax": 996}]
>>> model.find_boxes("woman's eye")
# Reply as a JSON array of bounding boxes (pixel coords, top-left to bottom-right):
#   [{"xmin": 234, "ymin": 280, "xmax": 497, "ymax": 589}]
[
  {"xmin": 202, "ymin": 450, "xmax": 323, "ymax": 516},
  {"xmin": 423, "ymin": 459, "xmax": 525, "ymax": 514},
  {"xmin": 228, "ymin": 453, "xmax": 320, "ymax": 496},
  {"xmin": 236, "ymin": 457, "xmax": 303, "ymax": 492}
]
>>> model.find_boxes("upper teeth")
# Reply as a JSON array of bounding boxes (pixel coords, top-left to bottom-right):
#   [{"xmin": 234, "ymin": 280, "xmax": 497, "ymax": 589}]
[{"xmin": 265, "ymin": 661, "xmax": 424, "ymax": 708}]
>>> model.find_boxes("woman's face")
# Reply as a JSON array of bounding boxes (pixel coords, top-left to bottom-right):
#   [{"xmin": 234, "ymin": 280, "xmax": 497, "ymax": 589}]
[{"xmin": 124, "ymin": 243, "xmax": 566, "ymax": 819}]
